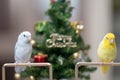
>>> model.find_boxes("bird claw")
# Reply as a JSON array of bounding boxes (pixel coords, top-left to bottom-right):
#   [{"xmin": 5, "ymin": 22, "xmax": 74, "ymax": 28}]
[
  {"xmin": 27, "ymin": 61, "xmax": 31, "ymax": 67},
  {"xmin": 14, "ymin": 62, "xmax": 18, "ymax": 66},
  {"xmin": 110, "ymin": 61, "xmax": 114, "ymax": 66},
  {"xmin": 99, "ymin": 62, "xmax": 103, "ymax": 66}
]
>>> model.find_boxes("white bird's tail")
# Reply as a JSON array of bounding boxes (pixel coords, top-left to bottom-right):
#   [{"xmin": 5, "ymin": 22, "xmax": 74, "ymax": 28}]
[{"xmin": 15, "ymin": 66, "xmax": 26, "ymax": 73}]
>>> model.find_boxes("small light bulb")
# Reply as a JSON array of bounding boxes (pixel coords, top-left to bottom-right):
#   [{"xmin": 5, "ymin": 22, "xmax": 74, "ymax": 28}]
[
  {"xmin": 30, "ymin": 75, "xmax": 35, "ymax": 80},
  {"xmin": 73, "ymin": 52, "xmax": 79, "ymax": 59},
  {"xmin": 30, "ymin": 40, "xmax": 36, "ymax": 45},
  {"xmin": 79, "ymin": 25, "xmax": 84, "ymax": 30},
  {"xmin": 77, "ymin": 24, "xmax": 84, "ymax": 30},
  {"xmin": 14, "ymin": 73, "xmax": 21, "ymax": 79}
]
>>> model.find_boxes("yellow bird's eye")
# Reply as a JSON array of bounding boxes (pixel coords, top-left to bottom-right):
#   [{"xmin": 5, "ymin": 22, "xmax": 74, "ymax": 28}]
[{"xmin": 106, "ymin": 37, "xmax": 109, "ymax": 39}]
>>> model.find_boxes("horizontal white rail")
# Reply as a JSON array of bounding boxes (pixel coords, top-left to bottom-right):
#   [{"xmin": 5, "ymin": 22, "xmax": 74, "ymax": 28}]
[
  {"xmin": 75, "ymin": 62, "xmax": 120, "ymax": 80},
  {"xmin": 2, "ymin": 63, "xmax": 53, "ymax": 80},
  {"xmin": 3, "ymin": 62, "xmax": 119, "ymax": 80}
]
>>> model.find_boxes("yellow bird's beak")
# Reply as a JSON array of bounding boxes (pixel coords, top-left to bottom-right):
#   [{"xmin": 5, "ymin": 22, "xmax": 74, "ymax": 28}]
[{"xmin": 110, "ymin": 39, "xmax": 114, "ymax": 44}]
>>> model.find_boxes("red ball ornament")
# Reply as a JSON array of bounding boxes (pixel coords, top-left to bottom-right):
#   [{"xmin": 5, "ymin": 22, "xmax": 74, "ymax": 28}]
[{"xmin": 51, "ymin": 0, "xmax": 56, "ymax": 3}]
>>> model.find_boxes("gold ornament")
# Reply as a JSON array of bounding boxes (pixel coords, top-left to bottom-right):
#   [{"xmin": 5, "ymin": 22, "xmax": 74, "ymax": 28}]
[
  {"xmin": 34, "ymin": 20, "xmax": 46, "ymax": 32},
  {"xmin": 30, "ymin": 75, "xmax": 35, "ymax": 80},
  {"xmin": 73, "ymin": 51, "xmax": 85, "ymax": 63},
  {"xmin": 77, "ymin": 24, "xmax": 84, "ymax": 30},
  {"xmin": 38, "ymin": 52, "xmax": 48, "ymax": 57},
  {"xmin": 42, "ymin": 20, "xmax": 46, "ymax": 26},
  {"xmin": 73, "ymin": 52, "xmax": 79, "ymax": 59},
  {"xmin": 70, "ymin": 21, "xmax": 79, "ymax": 29},
  {"xmin": 76, "ymin": 24, "xmax": 84, "ymax": 35},
  {"xmin": 30, "ymin": 40, "xmax": 36, "ymax": 45},
  {"xmin": 70, "ymin": 21, "xmax": 84, "ymax": 35},
  {"xmin": 35, "ymin": 22, "xmax": 40, "ymax": 31},
  {"xmin": 14, "ymin": 73, "xmax": 21, "ymax": 79},
  {"xmin": 76, "ymin": 30, "xmax": 79, "ymax": 34},
  {"xmin": 38, "ymin": 52, "xmax": 43, "ymax": 56}
]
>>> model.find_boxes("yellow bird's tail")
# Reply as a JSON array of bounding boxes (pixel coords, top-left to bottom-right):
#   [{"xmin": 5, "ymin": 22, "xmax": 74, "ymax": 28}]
[{"xmin": 101, "ymin": 65, "xmax": 110, "ymax": 73}]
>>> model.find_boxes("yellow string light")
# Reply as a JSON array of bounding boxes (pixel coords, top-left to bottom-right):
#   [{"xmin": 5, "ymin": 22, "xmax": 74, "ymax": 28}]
[
  {"xmin": 14, "ymin": 73, "xmax": 21, "ymax": 79},
  {"xmin": 30, "ymin": 40, "xmax": 36, "ymax": 45},
  {"xmin": 30, "ymin": 75, "xmax": 35, "ymax": 80}
]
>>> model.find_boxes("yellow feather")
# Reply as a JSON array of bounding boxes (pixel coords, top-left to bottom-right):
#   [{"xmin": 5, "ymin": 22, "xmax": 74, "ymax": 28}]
[
  {"xmin": 101, "ymin": 65, "xmax": 110, "ymax": 74},
  {"xmin": 98, "ymin": 33, "xmax": 117, "ymax": 73}
]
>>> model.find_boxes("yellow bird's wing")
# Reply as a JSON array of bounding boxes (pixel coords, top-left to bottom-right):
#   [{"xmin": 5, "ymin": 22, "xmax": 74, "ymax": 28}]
[{"xmin": 98, "ymin": 33, "xmax": 117, "ymax": 73}]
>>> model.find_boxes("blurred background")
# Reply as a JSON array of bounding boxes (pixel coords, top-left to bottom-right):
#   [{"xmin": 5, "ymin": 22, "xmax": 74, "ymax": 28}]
[{"xmin": 0, "ymin": 0, "xmax": 120, "ymax": 80}]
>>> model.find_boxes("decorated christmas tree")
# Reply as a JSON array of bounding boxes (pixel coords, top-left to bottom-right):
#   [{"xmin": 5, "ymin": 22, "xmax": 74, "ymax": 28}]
[{"xmin": 22, "ymin": 0, "xmax": 96, "ymax": 79}]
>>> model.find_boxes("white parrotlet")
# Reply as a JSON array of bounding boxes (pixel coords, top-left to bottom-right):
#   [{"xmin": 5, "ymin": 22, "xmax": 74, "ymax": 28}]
[{"xmin": 14, "ymin": 31, "xmax": 32, "ymax": 73}]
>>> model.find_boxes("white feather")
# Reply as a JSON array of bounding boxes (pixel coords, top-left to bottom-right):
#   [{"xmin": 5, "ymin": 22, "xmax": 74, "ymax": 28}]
[{"xmin": 14, "ymin": 31, "xmax": 32, "ymax": 73}]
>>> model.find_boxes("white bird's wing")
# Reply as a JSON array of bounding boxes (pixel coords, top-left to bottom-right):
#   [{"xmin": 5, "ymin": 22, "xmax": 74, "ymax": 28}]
[
  {"xmin": 14, "ymin": 42, "xmax": 32, "ymax": 73},
  {"xmin": 14, "ymin": 31, "xmax": 32, "ymax": 73}
]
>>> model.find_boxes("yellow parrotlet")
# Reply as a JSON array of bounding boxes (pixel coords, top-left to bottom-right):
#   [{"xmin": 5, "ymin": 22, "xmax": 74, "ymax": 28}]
[{"xmin": 98, "ymin": 33, "xmax": 117, "ymax": 73}]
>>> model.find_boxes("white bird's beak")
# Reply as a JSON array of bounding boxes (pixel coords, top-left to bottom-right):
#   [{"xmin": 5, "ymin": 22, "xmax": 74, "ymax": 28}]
[
  {"xmin": 28, "ymin": 37, "xmax": 32, "ymax": 42},
  {"xmin": 110, "ymin": 39, "xmax": 114, "ymax": 44},
  {"xmin": 29, "ymin": 37, "xmax": 31, "ymax": 40}
]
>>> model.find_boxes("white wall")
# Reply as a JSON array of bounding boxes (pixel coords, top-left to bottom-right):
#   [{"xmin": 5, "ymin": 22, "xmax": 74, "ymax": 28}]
[
  {"xmin": 0, "ymin": 0, "xmax": 113, "ymax": 80},
  {"xmin": 81, "ymin": 0, "xmax": 113, "ymax": 80}
]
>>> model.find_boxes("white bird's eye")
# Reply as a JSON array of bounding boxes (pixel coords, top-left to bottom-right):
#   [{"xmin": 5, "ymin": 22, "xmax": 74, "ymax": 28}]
[{"xmin": 23, "ymin": 35, "xmax": 26, "ymax": 37}]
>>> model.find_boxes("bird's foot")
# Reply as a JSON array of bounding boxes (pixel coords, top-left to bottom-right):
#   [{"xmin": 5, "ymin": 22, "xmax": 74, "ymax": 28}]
[
  {"xmin": 110, "ymin": 61, "xmax": 114, "ymax": 66},
  {"xmin": 27, "ymin": 61, "xmax": 31, "ymax": 67},
  {"xmin": 14, "ymin": 62, "xmax": 19, "ymax": 66},
  {"xmin": 99, "ymin": 62, "xmax": 103, "ymax": 66}
]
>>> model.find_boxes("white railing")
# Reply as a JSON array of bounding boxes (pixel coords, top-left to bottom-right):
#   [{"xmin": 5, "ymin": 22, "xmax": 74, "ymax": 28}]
[
  {"xmin": 75, "ymin": 62, "xmax": 120, "ymax": 80},
  {"xmin": 2, "ymin": 63, "xmax": 53, "ymax": 80},
  {"xmin": 2, "ymin": 62, "xmax": 120, "ymax": 80}
]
